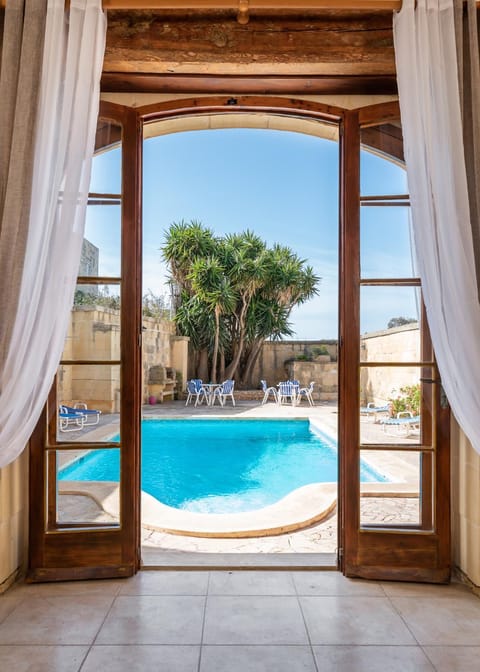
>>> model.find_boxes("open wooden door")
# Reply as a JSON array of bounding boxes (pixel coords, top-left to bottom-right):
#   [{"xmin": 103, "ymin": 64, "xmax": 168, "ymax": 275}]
[
  {"xmin": 28, "ymin": 102, "xmax": 142, "ymax": 581},
  {"xmin": 339, "ymin": 102, "xmax": 451, "ymax": 582}
]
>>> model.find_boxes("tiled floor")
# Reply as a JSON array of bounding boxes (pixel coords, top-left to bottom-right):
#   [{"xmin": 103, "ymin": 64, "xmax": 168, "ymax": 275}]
[{"xmin": 1, "ymin": 571, "xmax": 479, "ymax": 670}]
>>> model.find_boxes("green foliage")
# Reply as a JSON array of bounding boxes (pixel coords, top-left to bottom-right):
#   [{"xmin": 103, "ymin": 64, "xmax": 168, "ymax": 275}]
[
  {"xmin": 162, "ymin": 220, "xmax": 321, "ymax": 383},
  {"xmin": 387, "ymin": 316, "xmax": 417, "ymax": 329},
  {"xmin": 389, "ymin": 384, "xmax": 421, "ymax": 417},
  {"xmin": 311, "ymin": 345, "xmax": 329, "ymax": 357},
  {"xmin": 74, "ymin": 287, "xmax": 170, "ymax": 320},
  {"xmin": 142, "ymin": 290, "xmax": 171, "ymax": 320},
  {"xmin": 74, "ymin": 287, "xmax": 120, "ymax": 310}
]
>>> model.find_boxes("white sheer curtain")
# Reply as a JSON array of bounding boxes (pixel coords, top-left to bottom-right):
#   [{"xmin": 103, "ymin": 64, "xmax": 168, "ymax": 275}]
[
  {"xmin": 394, "ymin": 0, "xmax": 480, "ymax": 455},
  {"xmin": 0, "ymin": 0, "xmax": 106, "ymax": 467}
]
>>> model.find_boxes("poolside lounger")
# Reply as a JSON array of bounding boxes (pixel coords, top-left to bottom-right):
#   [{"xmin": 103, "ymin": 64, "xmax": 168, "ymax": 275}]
[
  {"xmin": 62, "ymin": 403, "xmax": 101, "ymax": 426},
  {"xmin": 360, "ymin": 402, "xmax": 390, "ymax": 422},
  {"xmin": 58, "ymin": 405, "xmax": 86, "ymax": 432},
  {"xmin": 380, "ymin": 412, "xmax": 421, "ymax": 437}
]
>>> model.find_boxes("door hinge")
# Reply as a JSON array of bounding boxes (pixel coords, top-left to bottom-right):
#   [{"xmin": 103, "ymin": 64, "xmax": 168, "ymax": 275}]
[{"xmin": 138, "ymin": 332, "xmax": 142, "ymax": 348}]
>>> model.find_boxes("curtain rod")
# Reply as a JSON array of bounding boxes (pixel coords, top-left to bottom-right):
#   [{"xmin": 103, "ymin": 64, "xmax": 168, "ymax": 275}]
[{"xmin": 0, "ymin": 0, "xmax": 403, "ymax": 10}]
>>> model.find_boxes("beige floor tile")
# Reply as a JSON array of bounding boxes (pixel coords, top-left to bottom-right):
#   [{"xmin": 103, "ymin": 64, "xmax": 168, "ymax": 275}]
[
  {"xmin": 208, "ymin": 570, "xmax": 296, "ymax": 595},
  {"xmin": 119, "ymin": 571, "xmax": 209, "ymax": 595},
  {"xmin": 391, "ymin": 595, "xmax": 480, "ymax": 645},
  {"xmin": 422, "ymin": 645, "xmax": 480, "ymax": 671},
  {"xmin": 0, "ymin": 596, "xmax": 22, "ymax": 624},
  {"xmin": 81, "ymin": 645, "xmax": 200, "ymax": 671},
  {"xmin": 200, "ymin": 645, "xmax": 316, "ymax": 671},
  {"xmin": 96, "ymin": 595, "xmax": 205, "ymax": 644},
  {"xmin": 312, "ymin": 645, "xmax": 435, "ymax": 671},
  {"xmin": 0, "ymin": 596, "xmax": 114, "ymax": 645},
  {"xmin": 292, "ymin": 572, "xmax": 384, "ymax": 596},
  {"xmin": 8, "ymin": 579, "xmax": 123, "ymax": 598},
  {"xmin": 203, "ymin": 595, "xmax": 309, "ymax": 645},
  {"xmin": 380, "ymin": 580, "xmax": 471, "ymax": 598},
  {"xmin": 300, "ymin": 596, "xmax": 416, "ymax": 645},
  {"xmin": 0, "ymin": 645, "xmax": 88, "ymax": 672}
]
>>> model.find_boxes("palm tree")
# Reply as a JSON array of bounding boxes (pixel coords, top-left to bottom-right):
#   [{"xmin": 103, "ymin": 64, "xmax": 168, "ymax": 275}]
[
  {"xmin": 162, "ymin": 221, "xmax": 320, "ymax": 386},
  {"xmin": 188, "ymin": 256, "xmax": 237, "ymax": 382}
]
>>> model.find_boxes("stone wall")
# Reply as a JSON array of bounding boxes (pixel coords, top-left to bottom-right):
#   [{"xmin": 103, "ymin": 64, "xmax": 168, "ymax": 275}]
[
  {"xmin": 451, "ymin": 420, "xmax": 480, "ymax": 587},
  {"xmin": 0, "ymin": 450, "xmax": 28, "ymax": 593},
  {"xmin": 360, "ymin": 323, "xmax": 420, "ymax": 407},
  {"xmin": 252, "ymin": 340, "xmax": 338, "ymax": 390},
  {"xmin": 58, "ymin": 306, "xmax": 183, "ymax": 408},
  {"xmin": 250, "ymin": 327, "xmax": 419, "ymax": 404}
]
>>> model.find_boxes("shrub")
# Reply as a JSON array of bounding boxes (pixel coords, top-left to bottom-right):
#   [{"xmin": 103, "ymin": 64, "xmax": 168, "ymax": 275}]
[
  {"xmin": 389, "ymin": 384, "xmax": 421, "ymax": 417},
  {"xmin": 311, "ymin": 345, "xmax": 329, "ymax": 357}
]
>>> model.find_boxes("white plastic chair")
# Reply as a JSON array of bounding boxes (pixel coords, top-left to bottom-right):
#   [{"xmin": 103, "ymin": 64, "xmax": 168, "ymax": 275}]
[
  {"xmin": 277, "ymin": 381, "xmax": 297, "ymax": 405},
  {"xmin": 185, "ymin": 379, "xmax": 207, "ymax": 406},
  {"xmin": 260, "ymin": 379, "xmax": 277, "ymax": 404},
  {"xmin": 212, "ymin": 379, "xmax": 235, "ymax": 407},
  {"xmin": 297, "ymin": 381, "xmax": 315, "ymax": 406}
]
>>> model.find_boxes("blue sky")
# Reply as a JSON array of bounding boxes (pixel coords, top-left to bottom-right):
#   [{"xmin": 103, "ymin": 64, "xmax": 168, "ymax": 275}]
[{"xmin": 87, "ymin": 127, "xmax": 418, "ymax": 339}]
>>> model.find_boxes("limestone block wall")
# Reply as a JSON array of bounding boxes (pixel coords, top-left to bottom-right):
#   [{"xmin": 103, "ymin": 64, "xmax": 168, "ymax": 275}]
[
  {"xmin": 0, "ymin": 450, "xmax": 28, "ymax": 593},
  {"xmin": 360, "ymin": 324, "xmax": 420, "ymax": 406},
  {"xmin": 252, "ymin": 340, "xmax": 338, "ymax": 388},
  {"xmin": 451, "ymin": 419, "xmax": 480, "ymax": 587},
  {"xmin": 285, "ymin": 360, "xmax": 338, "ymax": 401},
  {"xmin": 142, "ymin": 316, "xmax": 175, "ymax": 402},
  {"xmin": 59, "ymin": 307, "xmax": 178, "ymax": 409}
]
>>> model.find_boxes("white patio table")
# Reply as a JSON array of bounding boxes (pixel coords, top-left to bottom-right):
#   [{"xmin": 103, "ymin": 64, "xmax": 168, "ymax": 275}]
[{"xmin": 201, "ymin": 383, "xmax": 224, "ymax": 406}]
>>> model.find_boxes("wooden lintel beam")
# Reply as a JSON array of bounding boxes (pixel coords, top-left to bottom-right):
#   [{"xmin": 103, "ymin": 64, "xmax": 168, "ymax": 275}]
[
  {"xmin": 100, "ymin": 0, "xmax": 401, "ymax": 8},
  {"xmin": 101, "ymin": 72, "xmax": 398, "ymax": 95},
  {"xmin": 0, "ymin": 0, "xmax": 402, "ymax": 10}
]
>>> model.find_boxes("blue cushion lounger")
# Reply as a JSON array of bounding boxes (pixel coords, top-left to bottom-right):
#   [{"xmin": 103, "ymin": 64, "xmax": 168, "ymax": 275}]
[
  {"xmin": 58, "ymin": 406, "xmax": 86, "ymax": 432},
  {"xmin": 380, "ymin": 412, "xmax": 420, "ymax": 437},
  {"xmin": 360, "ymin": 402, "xmax": 390, "ymax": 422},
  {"xmin": 62, "ymin": 403, "xmax": 101, "ymax": 426}
]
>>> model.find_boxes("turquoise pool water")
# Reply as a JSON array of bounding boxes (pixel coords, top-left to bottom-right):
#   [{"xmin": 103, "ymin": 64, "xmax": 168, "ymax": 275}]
[{"xmin": 59, "ymin": 419, "xmax": 386, "ymax": 514}]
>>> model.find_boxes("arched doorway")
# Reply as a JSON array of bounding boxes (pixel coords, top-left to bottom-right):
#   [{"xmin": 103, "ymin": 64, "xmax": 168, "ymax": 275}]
[{"xmin": 28, "ymin": 97, "xmax": 450, "ymax": 583}]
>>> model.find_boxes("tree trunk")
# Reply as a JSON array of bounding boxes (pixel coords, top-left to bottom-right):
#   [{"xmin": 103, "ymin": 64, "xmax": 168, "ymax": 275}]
[
  {"xmin": 219, "ymin": 351, "xmax": 225, "ymax": 382},
  {"xmin": 241, "ymin": 338, "xmax": 264, "ymax": 387},
  {"xmin": 211, "ymin": 308, "xmax": 220, "ymax": 383},
  {"xmin": 198, "ymin": 348, "xmax": 209, "ymax": 382},
  {"xmin": 224, "ymin": 299, "xmax": 248, "ymax": 380}
]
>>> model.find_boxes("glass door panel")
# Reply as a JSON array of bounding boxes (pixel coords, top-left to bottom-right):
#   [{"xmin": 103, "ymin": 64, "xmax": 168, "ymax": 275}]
[
  {"xmin": 340, "ymin": 105, "xmax": 450, "ymax": 583},
  {"xmin": 29, "ymin": 104, "xmax": 141, "ymax": 582}
]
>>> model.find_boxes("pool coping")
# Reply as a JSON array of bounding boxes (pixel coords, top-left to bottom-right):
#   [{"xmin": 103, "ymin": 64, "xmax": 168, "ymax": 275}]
[{"xmin": 58, "ymin": 480, "xmax": 419, "ymax": 538}]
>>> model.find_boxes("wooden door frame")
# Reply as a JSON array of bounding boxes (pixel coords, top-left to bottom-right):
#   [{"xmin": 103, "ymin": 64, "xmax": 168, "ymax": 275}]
[
  {"xmin": 28, "ymin": 102, "xmax": 143, "ymax": 581},
  {"xmin": 340, "ymin": 101, "xmax": 451, "ymax": 582},
  {"xmin": 28, "ymin": 95, "xmax": 450, "ymax": 582}
]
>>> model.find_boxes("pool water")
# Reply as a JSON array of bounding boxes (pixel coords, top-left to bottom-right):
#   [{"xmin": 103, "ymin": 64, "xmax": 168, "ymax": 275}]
[{"xmin": 59, "ymin": 419, "xmax": 386, "ymax": 514}]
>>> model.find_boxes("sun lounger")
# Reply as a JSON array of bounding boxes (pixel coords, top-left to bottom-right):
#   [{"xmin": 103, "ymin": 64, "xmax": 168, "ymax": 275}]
[
  {"xmin": 380, "ymin": 411, "xmax": 421, "ymax": 437},
  {"xmin": 58, "ymin": 405, "xmax": 86, "ymax": 432},
  {"xmin": 61, "ymin": 403, "xmax": 102, "ymax": 426},
  {"xmin": 360, "ymin": 402, "xmax": 390, "ymax": 422}
]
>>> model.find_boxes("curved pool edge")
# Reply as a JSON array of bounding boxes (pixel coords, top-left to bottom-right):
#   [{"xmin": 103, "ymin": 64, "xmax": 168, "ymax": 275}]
[
  {"xmin": 58, "ymin": 481, "xmax": 337, "ymax": 538},
  {"xmin": 141, "ymin": 482, "xmax": 338, "ymax": 538},
  {"xmin": 58, "ymin": 480, "xmax": 420, "ymax": 538}
]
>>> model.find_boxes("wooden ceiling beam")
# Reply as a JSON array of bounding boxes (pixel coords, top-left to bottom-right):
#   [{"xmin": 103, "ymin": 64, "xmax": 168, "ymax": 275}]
[
  {"xmin": 101, "ymin": 72, "xmax": 397, "ymax": 94},
  {"xmin": 0, "ymin": 0, "xmax": 401, "ymax": 9},
  {"xmin": 100, "ymin": 1, "xmax": 400, "ymax": 8}
]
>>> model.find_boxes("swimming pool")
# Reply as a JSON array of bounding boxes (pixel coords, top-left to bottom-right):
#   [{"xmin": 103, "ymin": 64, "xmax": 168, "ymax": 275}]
[{"xmin": 59, "ymin": 419, "xmax": 386, "ymax": 514}]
